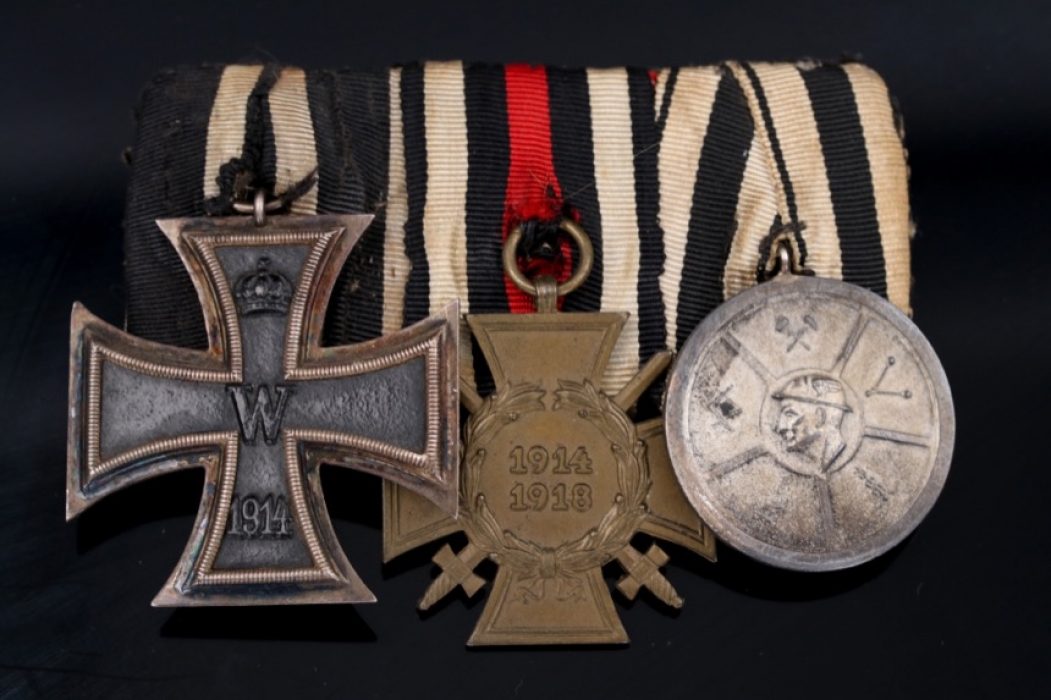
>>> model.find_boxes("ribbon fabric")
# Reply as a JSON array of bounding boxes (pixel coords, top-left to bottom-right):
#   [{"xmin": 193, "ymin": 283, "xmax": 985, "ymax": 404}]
[{"xmin": 124, "ymin": 61, "xmax": 911, "ymax": 398}]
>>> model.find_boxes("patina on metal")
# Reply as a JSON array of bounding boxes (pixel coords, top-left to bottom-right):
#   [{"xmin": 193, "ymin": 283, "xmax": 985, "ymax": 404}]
[
  {"xmin": 67, "ymin": 208, "xmax": 459, "ymax": 606},
  {"xmin": 384, "ymin": 219, "xmax": 716, "ymax": 645},
  {"xmin": 665, "ymin": 243, "xmax": 954, "ymax": 571}
]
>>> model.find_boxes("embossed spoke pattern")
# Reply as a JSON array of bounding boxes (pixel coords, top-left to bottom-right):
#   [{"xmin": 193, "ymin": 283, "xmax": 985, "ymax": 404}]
[
  {"xmin": 815, "ymin": 479, "xmax": 836, "ymax": 543},
  {"xmin": 668, "ymin": 275, "xmax": 952, "ymax": 572},
  {"xmin": 707, "ymin": 447, "xmax": 767, "ymax": 479},
  {"xmin": 722, "ymin": 334, "xmax": 775, "ymax": 386},
  {"xmin": 862, "ymin": 427, "xmax": 931, "ymax": 449},
  {"xmin": 830, "ymin": 313, "xmax": 869, "ymax": 376}
]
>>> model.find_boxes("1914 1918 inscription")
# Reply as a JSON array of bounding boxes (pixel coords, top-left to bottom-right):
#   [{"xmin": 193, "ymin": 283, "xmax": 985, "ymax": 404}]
[
  {"xmin": 381, "ymin": 220, "xmax": 718, "ymax": 645},
  {"xmin": 507, "ymin": 444, "xmax": 594, "ymax": 513},
  {"xmin": 665, "ymin": 269, "xmax": 954, "ymax": 571}
]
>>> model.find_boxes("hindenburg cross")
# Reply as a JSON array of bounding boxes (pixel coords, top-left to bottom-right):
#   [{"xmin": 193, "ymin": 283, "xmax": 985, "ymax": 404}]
[{"xmin": 67, "ymin": 214, "xmax": 459, "ymax": 606}]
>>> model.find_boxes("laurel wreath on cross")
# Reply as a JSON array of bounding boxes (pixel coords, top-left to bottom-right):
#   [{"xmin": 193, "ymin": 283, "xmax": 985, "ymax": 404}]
[{"xmin": 461, "ymin": 379, "xmax": 650, "ymax": 598}]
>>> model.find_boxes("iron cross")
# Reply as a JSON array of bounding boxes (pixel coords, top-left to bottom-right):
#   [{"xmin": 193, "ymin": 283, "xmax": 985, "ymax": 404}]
[{"xmin": 67, "ymin": 213, "xmax": 459, "ymax": 606}]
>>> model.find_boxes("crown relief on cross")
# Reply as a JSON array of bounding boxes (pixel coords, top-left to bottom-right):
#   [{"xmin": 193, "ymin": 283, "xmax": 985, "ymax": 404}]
[{"xmin": 67, "ymin": 211, "xmax": 460, "ymax": 606}]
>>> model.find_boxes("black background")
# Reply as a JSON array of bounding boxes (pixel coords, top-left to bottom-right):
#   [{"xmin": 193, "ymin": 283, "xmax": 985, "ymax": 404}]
[{"xmin": 2, "ymin": 2, "xmax": 1049, "ymax": 698}]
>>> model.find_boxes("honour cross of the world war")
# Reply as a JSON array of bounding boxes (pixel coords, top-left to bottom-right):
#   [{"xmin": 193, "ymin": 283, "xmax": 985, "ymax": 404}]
[
  {"xmin": 66, "ymin": 213, "xmax": 459, "ymax": 606},
  {"xmin": 383, "ymin": 222, "xmax": 716, "ymax": 645}
]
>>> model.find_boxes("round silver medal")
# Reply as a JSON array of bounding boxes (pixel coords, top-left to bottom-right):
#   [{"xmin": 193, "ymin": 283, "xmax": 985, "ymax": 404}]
[{"xmin": 665, "ymin": 269, "xmax": 954, "ymax": 571}]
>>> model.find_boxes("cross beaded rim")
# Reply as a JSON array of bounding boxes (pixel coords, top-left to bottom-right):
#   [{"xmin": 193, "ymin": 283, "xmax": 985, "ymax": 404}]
[{"xmin": 502, "ymin": 218, "xmax": 594, "ymax": 298}]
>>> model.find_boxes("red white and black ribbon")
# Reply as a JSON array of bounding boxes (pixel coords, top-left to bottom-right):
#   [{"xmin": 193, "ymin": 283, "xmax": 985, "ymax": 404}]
[
  {"xmin": 124, "ymin": 60, "xmax": 911, "ymax": 398},
  {"xmin": 394, "ymin": 63, "xmax": 662, "ymax": 395}
]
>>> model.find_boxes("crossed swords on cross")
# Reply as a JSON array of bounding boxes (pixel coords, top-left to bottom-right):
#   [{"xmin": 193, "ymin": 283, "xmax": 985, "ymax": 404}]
[{"xmin": 67, "ymin": 212, "xmax": 715, "ymax": 627}]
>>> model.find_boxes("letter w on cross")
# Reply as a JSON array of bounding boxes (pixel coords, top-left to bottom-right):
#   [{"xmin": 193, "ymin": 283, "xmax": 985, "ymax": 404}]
[
  {"xmin": 228, "ymin": 385, "xmax": 294, "ymax": 445},
  {"xmin": 66, "ymin": 214, "xmax": 459, "ymax": 606}
]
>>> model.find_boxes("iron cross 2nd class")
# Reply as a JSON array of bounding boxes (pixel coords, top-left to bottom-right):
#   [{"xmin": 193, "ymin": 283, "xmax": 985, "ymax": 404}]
[
  {"xmin": 382, "ymin": 221, "xmax": 716, "ymax": 645},
  {"xmin": 66, "ymin": 209, "xmax": 459, "ymax": 606}
]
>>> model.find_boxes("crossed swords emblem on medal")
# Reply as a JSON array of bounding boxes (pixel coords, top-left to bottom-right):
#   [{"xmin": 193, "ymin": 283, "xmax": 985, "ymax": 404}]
[
  {"xmin": 66, "ymin": 211, "xmax": 715, "ymax": 643},
  {"xmin": 383, "ymin": 221, "xmax": 715, "ymax": 645},
  {"xmin": 65, "ymin": 205, "xmax": 953, "ymax": 643}
]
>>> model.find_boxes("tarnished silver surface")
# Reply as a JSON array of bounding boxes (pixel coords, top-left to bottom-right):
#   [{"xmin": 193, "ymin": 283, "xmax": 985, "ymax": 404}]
[
  {"xmin": 67, "ymin": 213, "xmax": 460, "ymax": 605},
  {"xmin": 665, "ymin": 272, "xmax": 954, "ymax": 571}
]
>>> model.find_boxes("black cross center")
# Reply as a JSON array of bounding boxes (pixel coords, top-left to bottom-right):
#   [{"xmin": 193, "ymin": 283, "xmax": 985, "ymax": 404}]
[{"xmin": 70, "ymin": 221, "xmax": 456, "ymax": 605}]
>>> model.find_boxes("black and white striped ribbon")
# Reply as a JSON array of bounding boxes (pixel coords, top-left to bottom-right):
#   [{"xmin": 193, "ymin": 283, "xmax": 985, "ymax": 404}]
[{"xmin": 124, "ymin": 60, "xmax": 911, "ymax": 397}]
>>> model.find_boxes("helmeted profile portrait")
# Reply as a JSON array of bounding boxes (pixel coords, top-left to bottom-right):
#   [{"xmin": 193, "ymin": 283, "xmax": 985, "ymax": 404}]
[{"xmin": 772, "ymin": 374, "xmax": 853, "ymax": 476}]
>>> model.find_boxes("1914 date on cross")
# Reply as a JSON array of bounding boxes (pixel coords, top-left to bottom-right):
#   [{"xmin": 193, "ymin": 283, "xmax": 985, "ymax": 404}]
[{"xmin": 66, "ymin": 212, "xmax": 460, "ymax": 606}]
